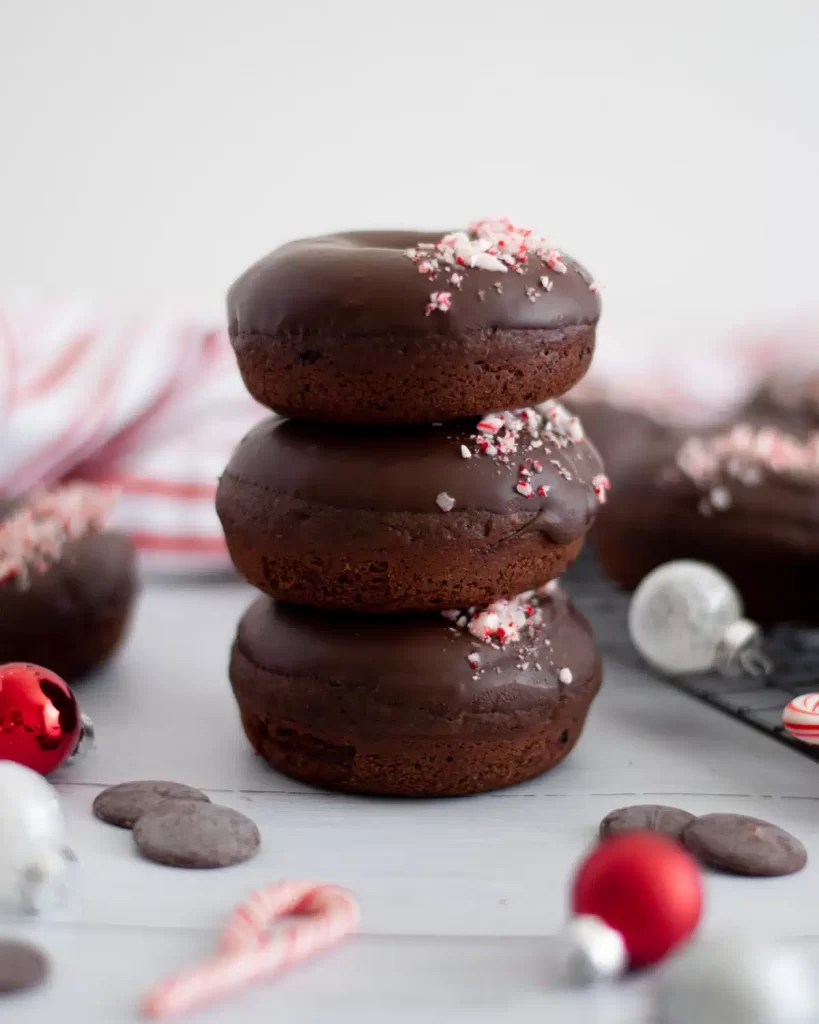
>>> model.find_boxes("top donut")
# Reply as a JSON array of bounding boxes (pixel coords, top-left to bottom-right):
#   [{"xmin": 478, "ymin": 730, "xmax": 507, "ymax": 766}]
[{"xmin": 228, "ymin": 219, "xmax": 601, "ymax": 424}]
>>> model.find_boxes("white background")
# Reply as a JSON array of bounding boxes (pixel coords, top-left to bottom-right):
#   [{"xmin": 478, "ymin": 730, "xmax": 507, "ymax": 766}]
[{"xmin": 1, "ymin": 1, "xmax": 817, "ymax": 356}]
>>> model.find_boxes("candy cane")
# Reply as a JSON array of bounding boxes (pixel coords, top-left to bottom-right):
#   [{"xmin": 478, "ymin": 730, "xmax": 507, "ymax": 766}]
[{"xmin": 141, "ymin": 882, "xmax": 359, "ymax": 1019}]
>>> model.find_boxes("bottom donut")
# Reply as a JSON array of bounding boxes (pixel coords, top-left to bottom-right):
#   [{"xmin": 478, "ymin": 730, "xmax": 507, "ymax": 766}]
[{"xmin": 229, "ymin": 588, "xmax": 602, "ymax": 797}]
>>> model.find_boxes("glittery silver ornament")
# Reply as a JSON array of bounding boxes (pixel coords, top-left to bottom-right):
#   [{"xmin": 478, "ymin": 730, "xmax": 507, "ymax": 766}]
[
  {"xmin": 0, "ymin": 760, "xmax": 69, "ymax": 913},
  {"xmin": 629, "ymin": 561, "xmax": 771, "ymax": 677},
  {"xmin": 655, "ymin": 938, "xmax": 818, "ymax": 1024}
]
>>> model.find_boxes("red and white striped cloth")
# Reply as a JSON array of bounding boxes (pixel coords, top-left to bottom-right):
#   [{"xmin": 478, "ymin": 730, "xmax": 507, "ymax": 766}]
[{"xmin": 0, "ymin": 300, "xmax": 265, "ymax": 574}]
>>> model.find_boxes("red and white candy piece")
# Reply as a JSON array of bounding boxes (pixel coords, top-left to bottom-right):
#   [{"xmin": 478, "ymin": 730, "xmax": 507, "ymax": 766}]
[
  {"xmin": 142, "ymin": 881, "xmax": 359, "ymax": 1019},
  {"xmin": 782, "ymin": 693, "xmax": 819, "ymax": 746}
]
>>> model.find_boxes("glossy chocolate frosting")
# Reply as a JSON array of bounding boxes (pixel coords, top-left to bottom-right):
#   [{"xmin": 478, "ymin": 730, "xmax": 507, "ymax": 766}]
[
  {"xmin": 221, "ymin": 414, "xmax": 604, "ymax": 544},
  {"xmin": 606, "ymin": 423, "xmax": 819, "ymax": 551},
  {"xmin": 228, "ymin": 229, "xmax": 601, "ymax": 340},
  {"xmin": 0, "ymin": 531, "xmax": 137, "ymax": 623},
  {"xmin": 233, "ymin": 588, "xmax": 600, "ymax": 721},
  {"xmin": 567, "ymin": 400, "xmax": 671, "ymax": 477}
]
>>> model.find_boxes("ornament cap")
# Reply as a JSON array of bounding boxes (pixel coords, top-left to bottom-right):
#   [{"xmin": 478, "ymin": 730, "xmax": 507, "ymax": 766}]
[
  {"xmin": 715, "ymin": 619, "xmax": 772, "ymax": 678},
  {"xmin": 560, "ymin": 914, "xmax": 628, "ymax": 985},
  {"xmin": 67, "ymin": 713, "xmax": 96, "ymax": 765}
]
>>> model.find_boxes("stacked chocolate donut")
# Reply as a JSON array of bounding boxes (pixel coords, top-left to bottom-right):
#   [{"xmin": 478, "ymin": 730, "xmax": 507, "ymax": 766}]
[{"xmin": 217, "ymin": 220, "xmax": 609, "ymax": 796}]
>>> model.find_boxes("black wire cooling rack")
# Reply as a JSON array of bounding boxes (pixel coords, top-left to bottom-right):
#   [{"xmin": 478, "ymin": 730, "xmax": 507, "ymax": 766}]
[{"xmin": 562, "ymin": 550, "xmax": 819, "ymax": 764}]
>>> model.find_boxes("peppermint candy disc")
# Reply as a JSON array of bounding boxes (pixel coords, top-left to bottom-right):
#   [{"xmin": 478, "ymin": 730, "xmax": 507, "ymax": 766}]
[{"xmin": 782, "ymin": 693, "xmax": 819, "ymax": 746}]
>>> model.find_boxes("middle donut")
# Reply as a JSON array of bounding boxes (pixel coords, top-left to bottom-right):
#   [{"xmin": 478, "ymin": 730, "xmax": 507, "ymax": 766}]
[{"xmin": 217, "ymin": 403, "xmax": 607, "ymax": 613}]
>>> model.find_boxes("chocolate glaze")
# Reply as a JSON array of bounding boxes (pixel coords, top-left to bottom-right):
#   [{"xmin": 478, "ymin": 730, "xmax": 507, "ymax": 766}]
[
  {"xmin": 221, "ymin": 415, "xmax": 603, "ymax": 545},
  {"xmin": 228, "ymin": 230, "xmax": 601, "ymax": 340},
  {"xmin": 233, "ymin": 589, "xmax": 600, "ymax": 727},
  {"xmin": 567, "ymin": 400, "xmax": 672, "ymax": 478},
  {"xmin": 0, "ymin": 529, "xmax": 138, "ymax": 678},
  {"xmin": 610, "ymin": 428, "xmax": 819, "ymax": 552}
]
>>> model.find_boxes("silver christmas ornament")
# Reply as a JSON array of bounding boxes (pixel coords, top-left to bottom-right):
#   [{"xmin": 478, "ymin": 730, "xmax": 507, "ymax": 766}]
[
  {"xmin": 654, "ymin": 938, "xmax": 818, "ymax": 1024},
  {"xmin": 628, "ymin": 560, "xmax": 771, "ymax": 677},
  {"xmin": 558, "ymin": 915, "xmax": 628, "ymax": 985},
  {"xmin": 0, "ymin": 760, "xmax": 69, "ymax": 914}
]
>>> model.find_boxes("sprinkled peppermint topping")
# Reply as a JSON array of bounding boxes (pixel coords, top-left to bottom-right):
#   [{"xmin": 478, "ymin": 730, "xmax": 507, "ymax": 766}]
[
  {"xmin": 672, "ymin": 423, "xmax": 819, "ymax": 515},
  {"xmin": 425, "ymin": 291, "xmax": 452, "ymax": 316},
  {"xmin": 435, "ymin": 492, "xmax": 456, "ymax": 513},
  {"xmin": 558, "ymin": 667, "xmax": 573, "ymax": 685},
  {"xmin": 477, "ymin": 414, "xmax": 504, "ymax": 435},
  {"xmin": 709, "ymin": 485, "xmax": 732, "ymax": 511},
  {"xmin": 0, "ymin": 483, "xmax": 117, "ymax": 588},
  {"xmin": 543, "ymin": 248, "xmax": 568, "ymax": 274},
  {"xmin": 403, "ymin": 218, "xmax": 590, "ymax": 314},
  {"xmin": 461, "ymin": 401, "xmax": 596, "ymax": 503},
  {"xmin": 592, "ymin": 474, "xmax": 611, "ymax": 504},
  {"xmin": 459, "ymin": 444, "xmax": 472, "ymax": 459},
  {"xmin": 589, "ymin": 280, "xmax": 601, "ymax": 293},
  {"xmin": 445, "ymin": 586, "xmax": 563, "ymax": 675},
  {"xmin": 456, "ymin": 593, "xmax": 543, "ymax": 647}
]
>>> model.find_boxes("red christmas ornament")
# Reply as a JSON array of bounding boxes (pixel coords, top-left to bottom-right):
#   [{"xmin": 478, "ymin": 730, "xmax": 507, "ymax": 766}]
[
  {"xmin": 571, "ymin": 831, "xmax": 703, "ymax": 968},
  {"xmin": 0, "ymin": 662, "xmax": 82, "ymax": 775}
]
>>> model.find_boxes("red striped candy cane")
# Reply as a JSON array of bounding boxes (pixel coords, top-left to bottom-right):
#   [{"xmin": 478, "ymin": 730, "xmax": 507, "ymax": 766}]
[{"xmin": 141, "ymin": 881, "xmax": 359, "ymax": 1019}]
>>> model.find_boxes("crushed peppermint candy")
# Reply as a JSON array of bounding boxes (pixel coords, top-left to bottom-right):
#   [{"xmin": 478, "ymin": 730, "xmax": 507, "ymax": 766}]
[
  {"xmin": 436, "ymin": 492, "xmax": 456, "ymax": 513},
  {"xmin": 558, "ymin": 667, "xmax": 573, "ymax": 685},
  {"xmin": 447, "ymin": 592, "xmax": 544, "ymax": 648},
  {"xmin": 592, "ymin": 474, "xmax": 611, "ymax": 504},
  {"xmin": 460, "ymin": 445, "xmax": 472, "ymax": 459},
  {"xmin": 425, "ymin": 291, "xmax": 452, "ymax": 316},
  {"xmin": 709, "ymin": 485, "xmax": 732, "ymax": 511},
  {"xmin": 444, "ymin": 581, "xmax": 565, "ymax": 674},
  {"xmin": 463, "ymin": 402, "xmax": 598, "ymax": 502},
  {"xmin": 540, "ymin": 275, "xmax": 553, "ymax": 292},
  {"xmin": 0, "ymin": 483, "xmax": 117, "ymax": 587},
  {"xmin": 543, "ymin": 248, "xmax": 567, "ymax": 274},
  {"xmin": 403, "ymin": 219, "xmax": 592, "ymax": 314},
  {"xmin": 672, "ymin": 423, "xmax": 819, "ymax": 515}
]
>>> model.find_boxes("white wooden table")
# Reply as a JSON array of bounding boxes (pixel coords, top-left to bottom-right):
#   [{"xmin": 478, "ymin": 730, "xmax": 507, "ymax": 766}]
[{"xmin": 4, "ymin": 580, "xmax": 819, "ymax": 1023}]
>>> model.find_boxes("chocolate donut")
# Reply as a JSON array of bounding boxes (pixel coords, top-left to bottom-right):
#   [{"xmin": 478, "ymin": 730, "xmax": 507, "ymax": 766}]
[
  {"xmin": 747, "ymin": 369, "xmax": 819, "ymax": 427},
  {"xmin": 567, "ymin": 400, "xmax": 671, "ymax": 476},
  {"xmin": 216, "ymin": 403, "xmax": 607, "ymax": 613},
  {"xmin": 229, "ymin": 586, "xmax": 602, "ymax": 796},
  {"xmin": 593, "ymin": 421, "xmax": 819, "ymax": 623},
  {"xmin": 0, "ymin": 486, "xmax": 139, "ymax": 679},
  {"xmin": 228, "ymin": 220, "xmax": 600, "ymax": 425}
]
